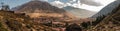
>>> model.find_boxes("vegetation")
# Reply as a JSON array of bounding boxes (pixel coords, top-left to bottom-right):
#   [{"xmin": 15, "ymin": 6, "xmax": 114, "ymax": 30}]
[
  {"xmin": 0, "ymin": 1, "xmax": 120, "ymax": 31},
  {"xmin": 92, "ymin": 15, "xmax": 106, "ymax": 26},
  {"xmin": 0, "ymin": 10, "xmax": 54, "ymax": 31},
  {"xmin": 66, "ymin": 23, "xmax": 82, "ymax": 31}
]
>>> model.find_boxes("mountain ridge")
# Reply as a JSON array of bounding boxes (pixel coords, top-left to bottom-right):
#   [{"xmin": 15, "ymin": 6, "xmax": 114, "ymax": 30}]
[
  {"xmin": 12, "ymin": 0, "xmax": 76, "ymax": 18},
  {"xmin": 92, "ymin": 0, "xmax": 120, "ymax": 18}
]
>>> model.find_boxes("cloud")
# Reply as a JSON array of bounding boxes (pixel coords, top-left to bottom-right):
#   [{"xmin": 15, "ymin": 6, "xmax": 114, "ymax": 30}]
[
  {"xmin": 50, "ymin": 0, "xmax": 103, "ymax": 8},
  {"xmin": 50, "ymin": 0, "xmax": 77, "ymax": 8},
  {"xmin": 50, "ymin": 0, "xmax": 115, "ymax": 12},
  {"xmin": 80, "ymin": 0, "xmax": 102, "ymax": 6},
  {"xmin": 39, "ymin": 0, "xmax": 48, "ymax": 2},
  {"xmin": 50, "ymin": 1, "xmax": 67, "ymax": 8},
  {"xmin": 67, "ymin": 0, "xmax": 103, "ymax": 6},
  {"xmin": 69, "ymin": 0, "xmax": 77, "ymax": 3}
]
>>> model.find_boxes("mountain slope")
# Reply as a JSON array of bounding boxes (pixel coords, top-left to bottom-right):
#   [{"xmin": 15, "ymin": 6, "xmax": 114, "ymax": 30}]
[
  {"xmin": 12, "ymin": 0, "xmax": 76, "ymax": 18},
  {"xmin": 0, "ymin": 10, "xmax": 54, "ymax": 31},
  {"xmin": 13, "ymin": 1, "xmax": 65, "ymax": 13},
  {"xmin": 89, "ymin": 3, "xmax": 120, "ymax": 31},
  {"xmin": 92, "ymin": 0, "xmax": 120, "ymax": 18},
  {"xmin": 63, "ymin": 6, "xmax": 96, "ymax": 18}
]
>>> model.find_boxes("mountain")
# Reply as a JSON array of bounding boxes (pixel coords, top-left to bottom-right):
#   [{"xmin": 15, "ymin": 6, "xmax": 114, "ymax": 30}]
[
  {"xmin": 13, "ymin": 1, "xmax": 65, "ymax": 13},
  {"xmin": 63, "ymin": 6, "xmax": 96, "ymax": 18},
  {"xmin": 92, "ymin": 0, "xmax": 120, "ymax": 18},
  {"xmin": 12, "ymin": 0, "xmax": 76, "ymax": 18},
  {"xmin": 89, "ymin": 3, "xmax": 120, "ymax": 31}
]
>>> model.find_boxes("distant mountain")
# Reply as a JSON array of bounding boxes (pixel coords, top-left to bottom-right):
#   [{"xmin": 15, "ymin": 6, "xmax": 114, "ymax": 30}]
[
  {"xmin": 92, "ymin": 0, "xmax": 120, "ymax": 18},
  {"xmin": 63, "ymin": 6, "xmax": 96, "ymax": 18},
  {"xmin": 12, "ymin": 0, "xmax": 76, "ymax": 18}
]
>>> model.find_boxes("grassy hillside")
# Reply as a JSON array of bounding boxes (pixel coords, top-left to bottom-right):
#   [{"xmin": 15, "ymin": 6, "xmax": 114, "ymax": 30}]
[{"xmin": 0, "ymin": 10, "xmax": 54, "ymax": 31}]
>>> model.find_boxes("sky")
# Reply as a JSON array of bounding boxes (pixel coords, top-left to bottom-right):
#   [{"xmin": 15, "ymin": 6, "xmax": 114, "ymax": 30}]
[{"xmin": 0, "ymin": 0, "xmax": 116, "ymax": 12}]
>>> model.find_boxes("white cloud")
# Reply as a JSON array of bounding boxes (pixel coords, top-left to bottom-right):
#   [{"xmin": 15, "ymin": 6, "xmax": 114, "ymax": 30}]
[
  {"xmin": 50, "ymin": 1, "xmax": 66, "ymax": 8},
  {"xmin": 80, "ymin": 0, "xmax": 116, "ymax": 12},
  {"xmin": 40, "ymin": 0, "xmax": 48, "ymax": 2},
  {"xmin": 69, "ymin": 0, "xmax": 77, "ymax": 3},
  {"xmin": 50, "ymin": 0, "xmax": 116, "ymax": 12},
  {"xmin": 80, "ymin": 0, "xmax": 102, "ymax": 6},
  {"xmin": 66, "ymin": 3, "xmax": 71, "ymax": 6}
]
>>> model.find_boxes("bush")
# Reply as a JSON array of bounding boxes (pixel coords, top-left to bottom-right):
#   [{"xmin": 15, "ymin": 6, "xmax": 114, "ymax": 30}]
[{"xmin": 81, "ymin": 22, "xmax": 90, "ymax": 28}]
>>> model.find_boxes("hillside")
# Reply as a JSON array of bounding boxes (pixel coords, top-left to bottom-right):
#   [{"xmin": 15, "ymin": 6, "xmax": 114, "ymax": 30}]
[
  {"xmin": 12, "ymin": 0, "xmax": 76, "ymax": 19},
  {"xmin": 87, "ymin": 4, "xmax": 120, "ymax": 31},
  {"xmin": 0, "ymin": 10, "xmax": 54, "ymax": 31},
  {"xmin": 13, "ymin": 1, "xmax": 65, "ymax": 13},
  {"xmin": 0, "ymin": 10, "xmax": 92, "ymax": 31},
  {"xmin": 92, "ymin": 0, "xmax": 120, "ymax": 18}
]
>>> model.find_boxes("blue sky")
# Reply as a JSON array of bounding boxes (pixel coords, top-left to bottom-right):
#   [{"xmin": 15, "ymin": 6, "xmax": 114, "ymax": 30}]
[{"xmin": 0, "ymin": 0, "xmax": 31, "ymax": 9}]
